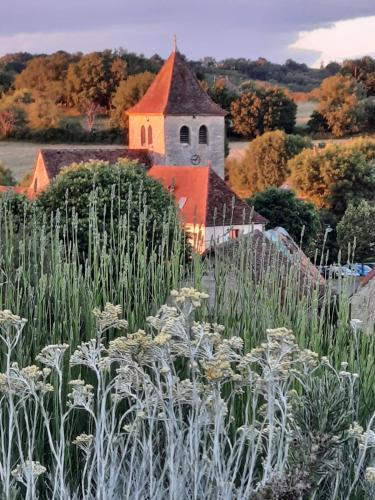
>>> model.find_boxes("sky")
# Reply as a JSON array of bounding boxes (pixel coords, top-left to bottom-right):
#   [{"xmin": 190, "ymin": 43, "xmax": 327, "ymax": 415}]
[{"xmin": 1, "ymin": 0, "xmax": 375, "ymax": 66}]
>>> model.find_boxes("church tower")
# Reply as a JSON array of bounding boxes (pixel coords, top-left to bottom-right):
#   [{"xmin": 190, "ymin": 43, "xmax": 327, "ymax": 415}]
[{"xmin": 126, "ymin": 45, "xmax": 227, "ymax": 179}]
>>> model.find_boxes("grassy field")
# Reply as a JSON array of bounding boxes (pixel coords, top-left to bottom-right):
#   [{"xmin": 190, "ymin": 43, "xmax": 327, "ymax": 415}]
[
  {"xmin": 296, "ymin": 99, "xmax": 316, "ymax": 127},
  {"xmin": 0, "ymin": 141, "xmax": 125, "ymax": 181}
]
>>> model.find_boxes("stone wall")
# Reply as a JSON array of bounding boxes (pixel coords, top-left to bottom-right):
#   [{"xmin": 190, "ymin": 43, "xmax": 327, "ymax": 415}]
[
  {"xmin": 164, "ymin": 115, "xmax": 225, "ymax": 179},
  {"xmin": 128, "ymin": 115, "xmax": 165, "ymax": 155},
  {"xmin": 351, "ymin": 279, "xmax": 375, "ymax": 335}
]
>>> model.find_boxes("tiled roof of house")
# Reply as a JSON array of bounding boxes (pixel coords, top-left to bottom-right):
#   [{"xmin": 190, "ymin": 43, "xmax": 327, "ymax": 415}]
[
  {"xmin": 362, "ymin": 267, "xmax": 375, "ymax": 286},
  {"xmin": 148, "ymin": 165, "xmax": 266, "ymax": 226},
  {"xmin": 39, "ymin": 148, "xmax": 153, "ymax": 180},
  {"xmin": 203, "ymin": 230, "xmax": 325, "ymax": 301},
  {"xmin": 126, "ymin": 50, "xmax": 227, "ymax": 117}
]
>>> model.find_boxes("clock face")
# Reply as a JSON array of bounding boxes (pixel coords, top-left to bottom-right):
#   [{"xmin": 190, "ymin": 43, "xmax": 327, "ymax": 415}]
[{"xmin": 191, "ymin": 154, "xmax": 201, "ymax": 165}]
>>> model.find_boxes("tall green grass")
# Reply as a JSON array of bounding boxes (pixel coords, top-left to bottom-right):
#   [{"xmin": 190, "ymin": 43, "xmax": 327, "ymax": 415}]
[{"xmin": 0, "ymin": 191, "xmax": 374, "ymax": 421}]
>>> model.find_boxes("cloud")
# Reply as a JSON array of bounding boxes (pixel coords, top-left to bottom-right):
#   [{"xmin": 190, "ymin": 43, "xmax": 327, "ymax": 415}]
[
  {"xmin": 1, "ymin": 0, "xmax": 375, "ymax": 63},
  {"xmin": 290, "ymin": 16, "xmax": 375, "ymax": 67}
]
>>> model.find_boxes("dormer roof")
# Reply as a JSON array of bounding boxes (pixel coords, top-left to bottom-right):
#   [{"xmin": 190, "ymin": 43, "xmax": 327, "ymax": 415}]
[{"xmin": 126, "ymin": 50, "xmax": 227, "ymax": 117}]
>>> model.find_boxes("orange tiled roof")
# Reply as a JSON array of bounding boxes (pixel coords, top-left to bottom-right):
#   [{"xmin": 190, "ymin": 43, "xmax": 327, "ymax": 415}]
[
  {"xmin": 127, "ymin": 50, "xmax": 226, "ymax": 117},
  {"xmin": 362, "ymin": 267, "xmax": 375, "ymax": 286},
  {"xmin": 148, "ymin": 165, "xmax": 266, "ymax": 226}
]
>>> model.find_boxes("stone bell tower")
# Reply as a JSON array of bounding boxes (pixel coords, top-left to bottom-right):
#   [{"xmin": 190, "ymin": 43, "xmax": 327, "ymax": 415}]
[{"xmin": 126, "ymin": 42, "xmax": 227, "ymax": 179}]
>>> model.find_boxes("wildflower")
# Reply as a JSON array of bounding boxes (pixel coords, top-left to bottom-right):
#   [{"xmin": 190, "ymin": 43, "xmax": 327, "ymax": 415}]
[
  {"xmin": 341, "ymin": 361, "xmax": 348, "ymax": 370},
  {"xmin": 36, "ymin": 344, "xmax": 69, "ymax": 368},
  {"xmin": 350, "ymin": 319, "xmax": 363, "ymax": 333},
  {"xmin": 348, "ymin": 422, "xmax": 364, "ymax": 439},
  {"xmin": 12, "ymin": 460, "xmax": 46, "ymax": 481},
  {"xmin": 320, "ymin": 356, "xmax": 330, "ymax": 365},
  {"xmin": 70, "ymin": 339, "xmax": 105, "ymax": 370},
  {"xmin": 365, "ymin": 467, "xmax": 375, "ymax": 483},
  {"xmin": 73, "ymin": 433, "xmax": 94, "ymax": 453},
  {"xmin": 154, "ymin": 332, "xmax": 172, "ymax": 346},
  {"xmin": 0, "ymin": 309, "xmax": 26, "ymax": 326},
  {"xmin": 68, "ymin": 379, "xmax": 94, "ymax": 409},
  {"xmin": 92, "ymin": 303, "xmax": 128, "ymax": 332}
]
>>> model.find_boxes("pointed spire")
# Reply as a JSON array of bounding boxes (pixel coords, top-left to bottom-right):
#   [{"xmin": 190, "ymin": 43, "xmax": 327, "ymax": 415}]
[{"xmin": 173, "ymin": 34, "xmax": 177, "ymax": 52}]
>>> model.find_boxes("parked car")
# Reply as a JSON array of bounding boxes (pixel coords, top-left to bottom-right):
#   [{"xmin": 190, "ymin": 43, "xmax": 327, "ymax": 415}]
[
  {"xmin": 331, "ymin": 265, "xmax": 360, "ymax": 278},
  {"xmin": 347, "ymin": 264, "xmax": 372, "ymax": 277}
]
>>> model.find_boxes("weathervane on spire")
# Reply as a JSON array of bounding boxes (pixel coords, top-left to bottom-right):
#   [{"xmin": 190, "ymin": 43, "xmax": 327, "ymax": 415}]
[{"xmin": 173, "ymin": 34, "xmax": 177, "ymax": 52}]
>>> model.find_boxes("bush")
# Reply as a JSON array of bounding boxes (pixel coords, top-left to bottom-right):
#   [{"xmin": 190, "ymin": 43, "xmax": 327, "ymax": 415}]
[
  {"xmin": 37, "ymin": 160, "xmax": 184, "ymax": 254},
  {"xmin": 227, "ymin": 130, "xmax": 311, "ymax": 197},
  {"xmin": 289, "ymin": 139, "xmax": 375, "ymax": 216},
  {"xmin": 231, "ymin": 86, "xmax": 297, "ymax": 139}
]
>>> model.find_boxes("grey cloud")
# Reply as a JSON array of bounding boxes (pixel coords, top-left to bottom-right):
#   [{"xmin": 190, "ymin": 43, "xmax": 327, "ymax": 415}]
[{"xmin": 1, "ymin": 0, "xmax": 375, "ymax": 62}]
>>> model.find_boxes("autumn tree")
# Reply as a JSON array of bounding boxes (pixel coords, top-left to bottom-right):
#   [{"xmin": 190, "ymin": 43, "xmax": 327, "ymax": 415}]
[
  {"xmin": 289, "ymin": 140, "xmax": 375, "ymax": 216},
  {"xmin": 337, "ymin": 200, "xmax": 375, "ymax": 261},
  {"xmin": 15, "ymin": 51, "xmax": 78, "ymax": 104},
  {"xmin": 248, "ymin": 187, "xmax": 320, "ymax": 248},
  {"xmin": 110, "ymin": 72, "xmax": 155, "ymax": 130},
  {"xmin": 66, "ymin": 52, "xmax": 127, "ymax": 110},
  {"xmin": 231, "ymin": 86, "xmax": 296, "ymax": 139},
  {"xmin": 27, "ymin": 97, "xmax": 61, "ymax": 129},
  {"xmin": 227, "ymin": 131, "xmax": 310, "ymax": 197},
  {"xmin": 208, "ymin": 77, "xmax": 237, "ymax": 112},
  {"xmin": 0, "ymin": 89, "xmax": 30, "ymax": 135},
  {"xmin": 313, "ymin": 75, "xmax": 365, "ymax": 137}
]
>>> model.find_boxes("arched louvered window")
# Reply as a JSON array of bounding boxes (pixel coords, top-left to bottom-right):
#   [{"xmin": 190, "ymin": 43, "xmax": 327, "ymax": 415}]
[
  {"xmin": 180, "ymin": 125, "xmax": 190, "ymax": 144},
  {"xmin": 148, "ymin": 125, "xmax": 153, "ymax": 145},
  {"xmin": 33, "ymin": 177, "xmax": 38, "ymax": 193},
  {"xmin": 141, "ymin": 126, "xmax": 146, "ymax": 146},
  {"xmin": 199, "ymin": 125, "xmax": 208, "ymax": 144}
]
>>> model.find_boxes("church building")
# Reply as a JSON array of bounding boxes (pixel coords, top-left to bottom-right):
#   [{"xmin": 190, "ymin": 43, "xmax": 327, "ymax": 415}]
[{"xmin": 19, "ymin": 44, "xmax": 266, "ymax": 252}]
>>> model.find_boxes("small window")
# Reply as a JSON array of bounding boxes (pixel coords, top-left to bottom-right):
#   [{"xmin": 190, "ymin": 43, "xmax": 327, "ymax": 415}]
[
  {"xmin": 34, "ymin": 177, "xmax": 38, "ymax": 193},
  {"xmin": 180, "ymin": 125, "xmax": 190, "ymax": 144},
  {"xmin": 148, "ymin": 125, "xmax": 153, "ymax": 145},
  {"xmin": 199, "ymin": 125, "xmax": 208, "ymax": 144},
  {"xmin": 229, "ymin": 228, "xmax": 239, "ymax": 240},
  {"xmin": 141, "ymin": 126, "xmax": 146, "ymax": 146}
]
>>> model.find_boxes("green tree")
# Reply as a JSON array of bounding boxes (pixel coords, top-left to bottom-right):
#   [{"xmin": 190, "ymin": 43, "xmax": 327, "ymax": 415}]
[
  {"xmin": 37, "ymin": 160, "xmax": 183, "ymax": 253},
  {"xmin": 110, "ymin": 72, "xmax": 155, "ymax": 130},
  {"xmin": 341, "ymin": 56, "xmax": 375, "ymax": 96},
  {"xmin": 227, "ymin": 130, "xmax": 310, "ymax": 197},
  {"xmin": 337, "ymin": 200, "xmax": 375, "ymax": 261},
  {"xmin": 248, "ymin": 187, "xmax": 320, "ymax": 248},
  {"xmin": 0, "ymin": 163, "xmax": 16, "ymax": 185},
  {"xmin": 314, "ymin": 75, "xmax": 365, "ymax": 137},
  {"xmin": 231, "ymin": 86, "xmax": 296, "ymax": 139},
  {"xmin": 289, "ymin": 139, "xmax": 375, "ymax": 216}
]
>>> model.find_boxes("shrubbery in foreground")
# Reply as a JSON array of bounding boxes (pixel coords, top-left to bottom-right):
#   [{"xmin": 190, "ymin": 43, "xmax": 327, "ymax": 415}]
[{"xmin": 0, "ymin": 289, "xmax": 374, "ymax": 499}]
